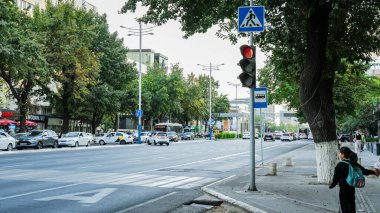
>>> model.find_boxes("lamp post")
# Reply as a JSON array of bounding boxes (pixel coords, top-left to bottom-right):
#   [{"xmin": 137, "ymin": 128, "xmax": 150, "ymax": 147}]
[
  {"xmin": 120, "ymin": 23, "xmax": 153, "ymax": 144},
  {"xmin": 197, "ymin": 63, "xmax": 224, "ymax": 140},
  {"xmin": 228, "ymin": 82, "xmax": 240, "ymax": 137}
]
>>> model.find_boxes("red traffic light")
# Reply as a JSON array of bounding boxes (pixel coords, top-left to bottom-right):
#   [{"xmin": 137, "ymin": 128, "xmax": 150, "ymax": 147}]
[{"xmin": 240, "ymin": 45, "xmax": 255, "ymax": 59}]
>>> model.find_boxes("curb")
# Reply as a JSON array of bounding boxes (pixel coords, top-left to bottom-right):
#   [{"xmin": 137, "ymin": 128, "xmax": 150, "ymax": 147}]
[{"xmin": 201, "ymin": 175, "xmax": 267, "ymax": 213}]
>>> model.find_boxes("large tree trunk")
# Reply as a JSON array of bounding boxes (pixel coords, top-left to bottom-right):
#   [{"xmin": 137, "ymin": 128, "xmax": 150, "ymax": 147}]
[
  {"xmin": 62, "ymin": 90, "xmax": 70, "ymax": 134},
  {"xmin": 300, "ymin": 2, "xmax": 337, "ymax": 184}
]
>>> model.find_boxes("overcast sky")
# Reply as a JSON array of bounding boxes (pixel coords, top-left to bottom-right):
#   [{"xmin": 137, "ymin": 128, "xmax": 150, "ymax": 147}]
[{"xmin": 87, "ymin": 0, "xmax": 267, "ymax": 101}]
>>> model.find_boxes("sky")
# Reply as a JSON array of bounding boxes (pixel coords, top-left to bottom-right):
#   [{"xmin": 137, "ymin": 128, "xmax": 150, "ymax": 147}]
[{"xmin": 87, "ymin": 0, "xmax": 268, "ymax": 101}]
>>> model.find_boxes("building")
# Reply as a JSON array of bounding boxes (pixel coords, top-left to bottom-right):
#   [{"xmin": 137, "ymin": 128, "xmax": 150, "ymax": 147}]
[
  {"xmin": 126, "ymin": 49, "xmax": 168, "ymax": 71},
  {"xmin": 279, "ymin": 110, "xmax": 299, "ymax": 125}
]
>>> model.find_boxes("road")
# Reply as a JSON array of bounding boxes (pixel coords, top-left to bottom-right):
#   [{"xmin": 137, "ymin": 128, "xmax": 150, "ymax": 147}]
[{"xmin": 0, "ymin": 139, "xmax": 310, "ymax": 213}]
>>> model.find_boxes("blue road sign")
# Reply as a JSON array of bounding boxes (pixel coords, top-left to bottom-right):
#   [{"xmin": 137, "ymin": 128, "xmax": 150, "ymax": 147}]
[
  {"xmin": 238, "ymin": 6, "xmax": 265, "ymax": 33},
  {"xmin": 135, "ymin": 110, "xmax": 143, "ymax": 118},
  {"xmin": 254, "ymin": 87, "xmax": 268, "ymax": 108}
]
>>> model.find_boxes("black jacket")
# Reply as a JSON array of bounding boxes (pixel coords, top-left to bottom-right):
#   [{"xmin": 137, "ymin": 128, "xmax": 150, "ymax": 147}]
[{"xmin": 329, "ymin": 159, "xmax": 374, "ymax": 190}]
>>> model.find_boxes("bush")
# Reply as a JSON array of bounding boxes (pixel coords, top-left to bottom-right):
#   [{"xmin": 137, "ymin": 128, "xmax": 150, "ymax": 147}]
[
  {"xmin": 365, "ymin": 137, "xmax": 378, "ymax": 142},
  {"xmin": 215, "ymin": 132, "xmax": 237, "ymax": 139}
]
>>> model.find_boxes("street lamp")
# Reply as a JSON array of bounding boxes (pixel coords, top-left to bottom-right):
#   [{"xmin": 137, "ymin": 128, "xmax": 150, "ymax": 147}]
[
  {"xmin": 120, "ymin": 23, "xmax": 154, "ymax": 144},
  {"xmin": 228, "ymin": 82, "xmax": 240, "ymax": 137},
  {"xmin": 197, "ymin": 63, "xmax": 224, "ymax": 140}
]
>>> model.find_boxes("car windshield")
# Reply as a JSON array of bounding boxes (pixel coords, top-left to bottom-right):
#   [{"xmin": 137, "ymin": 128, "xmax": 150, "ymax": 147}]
[
  {"xmin": 28, "ymin": 131, "xmax": 42, "ymax": 136},
  {"xmin": 158, "ymin": 133, "xmax": 166, "ymax": 136},
  {"xmin": 167, "ymin": 132, "xmax": 176, "ymax": 136},
  {"xmin": 283, "ymin": 134, "xmax": 289, "ymax": 136},
  {"xmin": 184, "ymin": 132, "xmax": 191, "ymax": 135},
  {"xmin": 65, "ymin": 132, "xmax": 79, "ymax": 137}
]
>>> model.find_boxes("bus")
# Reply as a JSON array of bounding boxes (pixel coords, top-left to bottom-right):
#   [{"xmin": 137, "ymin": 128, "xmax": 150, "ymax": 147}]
[{"xmin": 154, "ymin": 123, "xmax": 183, "ymax": 134}]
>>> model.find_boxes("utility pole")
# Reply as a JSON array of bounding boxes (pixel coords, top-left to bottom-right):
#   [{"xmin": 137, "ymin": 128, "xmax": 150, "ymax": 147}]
[
  {"xmin": 120, "ymin": 23, "xmax": 153, "ymax": 144},
  {"xmin": 198, "ymin": 63, "xmax": 224, "ymax": 140},
  {"xmin": 228, "ymin": 82, "xmax": 240, "ymax": 137}
]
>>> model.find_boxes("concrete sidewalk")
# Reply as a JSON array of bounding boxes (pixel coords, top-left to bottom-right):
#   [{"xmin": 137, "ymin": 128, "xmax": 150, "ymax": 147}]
[{"xmin": 203, "ymin": 142, "xmax": 380, "ymax": 213}]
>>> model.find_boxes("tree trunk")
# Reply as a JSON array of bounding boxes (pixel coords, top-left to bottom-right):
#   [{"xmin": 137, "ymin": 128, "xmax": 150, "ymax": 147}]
[
  {"xmin": 300, "ymin": 2, "xmax": 336, "ymax": 183},
  {"xmin": 62, "ymin": 93, "xmax": 70, "ymax": 134},
  {"xmin": 19, "ymin": 102, "xmax": 27, "ymax": 133}
]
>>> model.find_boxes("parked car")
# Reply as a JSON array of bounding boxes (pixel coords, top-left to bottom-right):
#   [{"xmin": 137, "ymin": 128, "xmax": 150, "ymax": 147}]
[
  {"xmin": 280, "ymin": 133, "xmax": 293, "ymax": 142},
  {"xmin": 166, "ymin": 131, "xmax": 178, "ymax": 142},
  {"xmin": 274, "ymin": 132, "xmax": 282, "ymax": 140},
  {"xmin": 147, "ymin": 132, "xmax": 170, "ymax": 146},
  {"xmin": 58, "ymin": 132, "xmax": 92, "ymax": 147},
  {"xmin": 133, "ymin": 132, "xmax": 151, "ymax": 143},
  {"xmin": 98, "ymin": 132, "xmax": 133, "ymax": 145},
  {"xmin": 338, "ymin": 134, "xmax": 351, "ymax": 142},
  {"xmin": 308, "ymin": 133, "xmax": 314, "ymax": 140},
  {"xmin": 12, "ymin": 132, "xmax": 29, "ymax": 142},
  {"xmin": 181, "ymin": 132, "xmax": 195, "ymax": 140},
  {"xmin": 93, "ymin": 133, "xmax": 106, "ymax": 144},
  {"xmin": 242, "ymin": 132, "xmax": 250, "ymax": 139},
  {"xmin": 16, "ymin": 130, "xmax": 59, "ymax": 150},
  {"xmin": 0, "ymin": 132, "xmax": 16, "ymax": 151},
  {"xmin": 264, "ymin": 133, "xmax": 275, "ymax": 141}
]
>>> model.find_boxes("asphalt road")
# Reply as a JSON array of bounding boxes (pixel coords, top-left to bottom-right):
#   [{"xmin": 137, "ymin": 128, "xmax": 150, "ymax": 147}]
[{"xmin": 0, "ymin": 139, "xmax": 310, "ymax": 213}]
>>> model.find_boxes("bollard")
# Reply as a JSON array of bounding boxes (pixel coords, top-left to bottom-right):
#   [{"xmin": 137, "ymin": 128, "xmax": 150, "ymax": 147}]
[
  {"xmin": 270, "ymin": 163, "xmax": 277, "ymax": 176},
  {"xmin": 286, "ymin": 157, "xmax": 293, "ymax": 167}
]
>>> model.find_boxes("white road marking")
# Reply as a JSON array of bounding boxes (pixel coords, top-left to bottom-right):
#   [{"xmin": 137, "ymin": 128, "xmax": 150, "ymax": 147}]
[
  {"xmin": 0, "ymin": 183, "xmax": 82, "ymax": 200},
  {"xmin": 159, "ymin": 177, "xmax": 202, "ymax": 188},
  {"xmin": 35, "ymin": 188, "xmax": 116, "ymax": 204},
  {"xmin": 114, "ymin": 192, "xmax": 177, "ymax": 213},
  {"xmin": 79, "ymin": 165, "xmax": 103, "ymax": 169}
]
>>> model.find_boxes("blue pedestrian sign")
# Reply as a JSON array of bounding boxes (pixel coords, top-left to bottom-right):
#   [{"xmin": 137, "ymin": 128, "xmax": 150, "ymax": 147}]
[
  {"xmin": 238, "ymin": 6, "xmax": 265, "ymax": 33},
  {"xmin": 254, "ymin": 87, "xmax": 268, "ymax": 108},
  {"xmin": 135, "ymin": 110, "xmax": 143, "ymax": 118}
]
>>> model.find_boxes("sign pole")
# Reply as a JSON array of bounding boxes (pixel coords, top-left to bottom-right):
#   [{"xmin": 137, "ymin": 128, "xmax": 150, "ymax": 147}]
[
  {"xmin": 260, "ymin": 108, "xmax": 264, "ymax": 165},
  {"xmin": 248, "ymin": 0, "xmax": 257, "ymax": 192}
]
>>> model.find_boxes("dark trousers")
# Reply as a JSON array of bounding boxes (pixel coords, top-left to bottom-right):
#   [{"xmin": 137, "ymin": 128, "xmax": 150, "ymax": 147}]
[{"xmin": 339, "ymin": 191, "xmax": 355, "ymax": 213}]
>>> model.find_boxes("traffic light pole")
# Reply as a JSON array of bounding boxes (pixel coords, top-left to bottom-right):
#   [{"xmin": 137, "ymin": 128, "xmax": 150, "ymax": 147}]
[{"xmin": 248, "ymin": 0, "xmax": 257, "ymax": 192}]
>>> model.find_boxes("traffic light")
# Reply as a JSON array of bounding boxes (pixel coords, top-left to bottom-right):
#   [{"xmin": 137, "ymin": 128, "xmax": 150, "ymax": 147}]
[{"xmin": 238, "ymin": 45, "xmax": 256, "ymax": 88}]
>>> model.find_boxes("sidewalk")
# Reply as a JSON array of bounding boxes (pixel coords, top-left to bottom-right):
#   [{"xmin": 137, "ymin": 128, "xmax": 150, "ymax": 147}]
[{"xmin": 203, "ymin": 142, "xmax": 380, "ymax": 213}]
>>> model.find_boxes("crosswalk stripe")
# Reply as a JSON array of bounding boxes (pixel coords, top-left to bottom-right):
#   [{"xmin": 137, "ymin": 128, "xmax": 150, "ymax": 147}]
[
  {"xmin": 142, "ymin": 176, "xmax": 189, "ymax": 187},
  {"xmin": 177, "ymin": 177, "xmax": 217, "ymax": 189},
  {"xmin": 110, "ymin": 174, "xmax": 158, "ymax": 185},
  {"xmin": 160, "ymin": 177, "xmax": 202, "ymax": 188},
  {"xmin": 0, "ymin": 168, "xmax": 218, "ymax": 189},
  {"xmin": 128, "ymin": 175, "xmax": 173, "ymax": 186}
]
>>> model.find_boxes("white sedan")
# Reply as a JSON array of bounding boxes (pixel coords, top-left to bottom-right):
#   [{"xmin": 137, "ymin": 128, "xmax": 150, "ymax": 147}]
[
  {"xmin": 0, "ymin": 132, "xmax": 16, "ymax": 151},
  {"xmin": 98, "ymin": 132, "xmax": 133, "ymax": 145},
  {"xmin": 58, "ymin": 132, "xmax": 92, "ymax": 147}
]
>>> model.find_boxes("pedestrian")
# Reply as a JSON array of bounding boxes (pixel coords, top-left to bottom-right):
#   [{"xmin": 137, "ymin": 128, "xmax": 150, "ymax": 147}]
[
  {"xmin": 354, "ymin": 131, "xmax": 362, "ymax": 154},
  {"xmin": 329, "ymin": 146, "xmax": 379, "ymax": 213}
]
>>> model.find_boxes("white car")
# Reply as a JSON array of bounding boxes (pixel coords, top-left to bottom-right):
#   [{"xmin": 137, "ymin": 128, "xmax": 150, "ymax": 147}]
[
  {"xmin": 98, "ymin": 132, "xmax": 133, "ymax": 145},
  {"xmin": 242, "ymin": 132, "xmax": 250, "ymax": 139},
  {"xmin": 0, "ymin": 132, "xmax": 16, "ymax": 151},
  {"xmin": 147, "ymin": 132, "xmax": 169, "ymax": 146},
  {"xmin": 280, "ymin": 133, "xmax": 293, "ymax": 142},
  {"xmin": 58, "ymin": 132, "xmax": 92, "ymax": 147},
  {"xmin": 308, "ymin": 133, "xmax": 313, "ymax": 140}
]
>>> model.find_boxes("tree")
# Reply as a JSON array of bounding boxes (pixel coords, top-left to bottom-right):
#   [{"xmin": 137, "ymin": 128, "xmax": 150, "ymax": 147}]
[
  {"xmin": 142, "ymin": 64, "xmax": 169, "ymax": 126},
  {"xmin": 180, "ymin": 73, "xmax": 206, "ymax": 125},
  {"xmin": 166, "ymin": 64, "xmax": 186, "ymax": 122},
  {"xmin": 84, "ymin": 15, "xmax": 137, "ymax": 133},
  {"xmin": 34, "ymin": 2, "xmax": 100, "ymax": 134},
  {"xmin": 121, "ymin": 0, "xmax": 380, "ymax": 183},
  {"xmin": 0, "ymin": 0, "xmax": 48, "ymax": 132}
]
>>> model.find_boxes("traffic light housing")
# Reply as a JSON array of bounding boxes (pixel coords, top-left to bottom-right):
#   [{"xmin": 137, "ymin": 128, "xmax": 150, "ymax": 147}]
[{"xmin": 238, "ymin": 45, "xmax": 256, "ymax": 88}]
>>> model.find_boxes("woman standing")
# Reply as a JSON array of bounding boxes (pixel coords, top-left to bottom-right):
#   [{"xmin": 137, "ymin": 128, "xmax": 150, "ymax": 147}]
[{"xmin": 329, "ymin": 147, "xmax": 378, "ymax": 213}]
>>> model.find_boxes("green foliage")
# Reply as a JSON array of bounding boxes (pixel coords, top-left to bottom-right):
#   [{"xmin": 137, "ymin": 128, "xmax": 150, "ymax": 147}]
[
  {"xmin": 0, "ymin": 0, "xmax": 48, "ymax": 132},
  {"xmin": 215, "ymin": 132, "xmax": 236, "ymax": 139}
]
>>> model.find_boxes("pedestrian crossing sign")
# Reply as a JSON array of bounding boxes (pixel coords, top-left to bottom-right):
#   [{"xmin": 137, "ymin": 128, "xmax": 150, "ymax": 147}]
[{"xmin": 238, "ymin": 6, "xmax": 265, "ymax": 33}]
